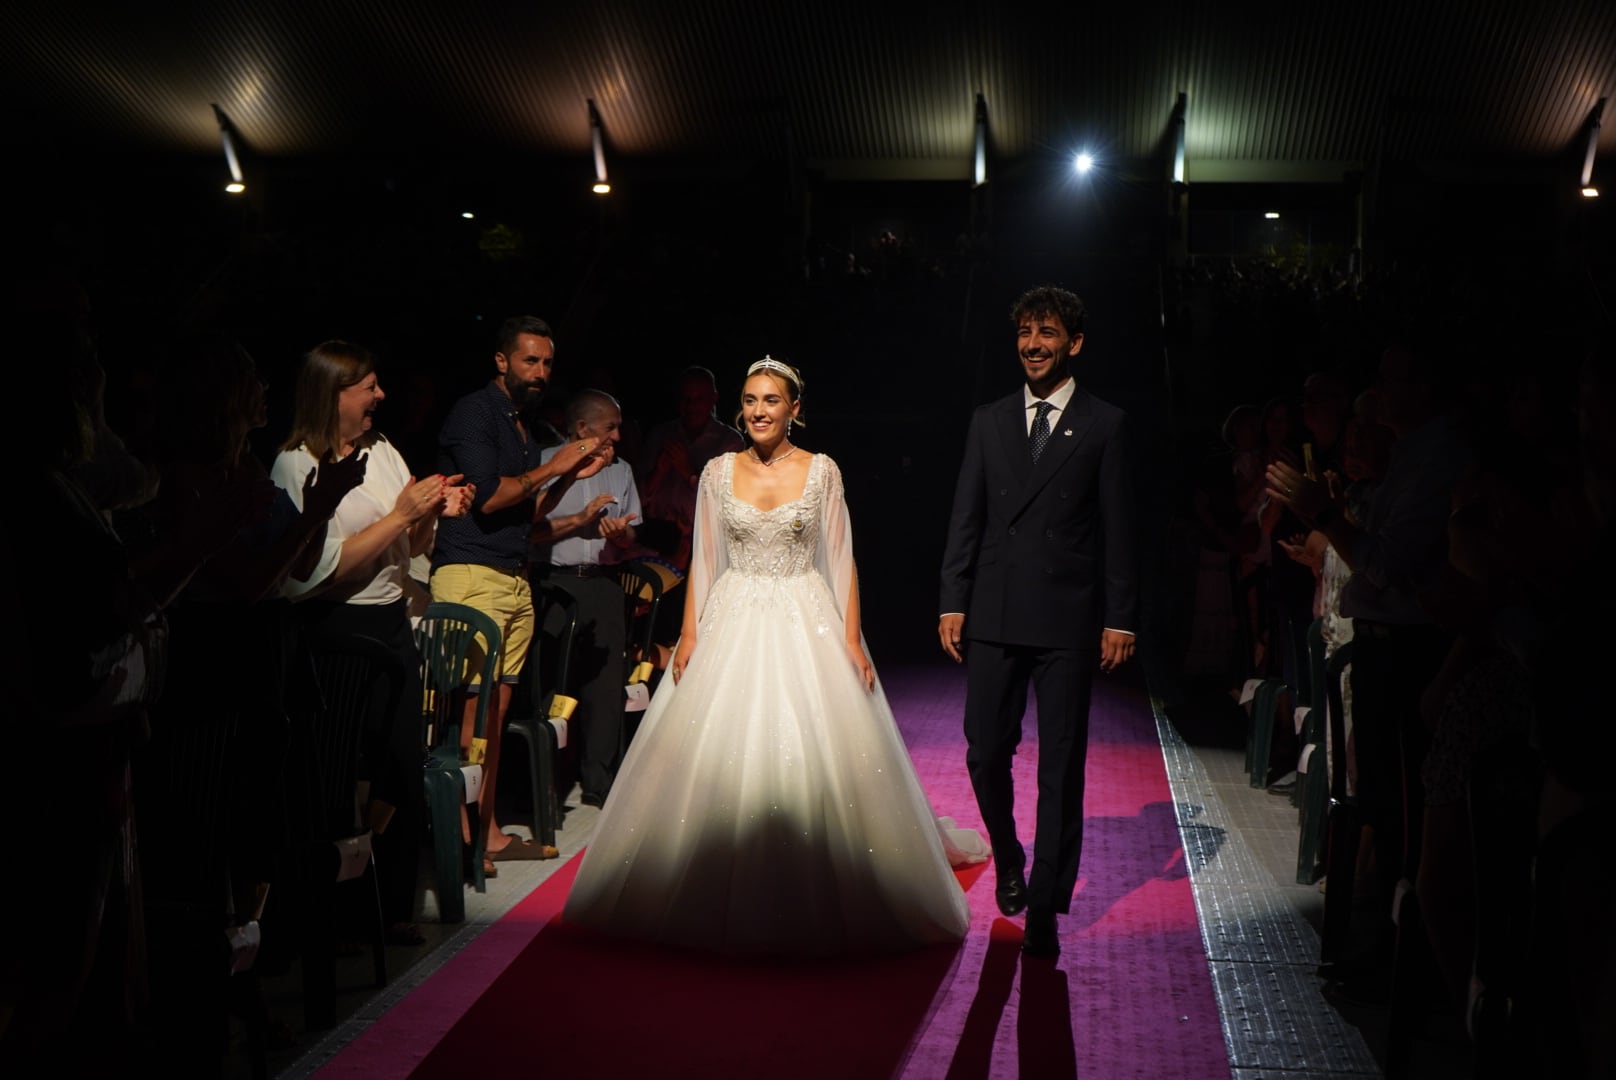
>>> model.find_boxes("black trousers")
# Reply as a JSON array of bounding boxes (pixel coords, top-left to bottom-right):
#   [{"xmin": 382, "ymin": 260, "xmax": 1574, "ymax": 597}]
[
  {"xmin": 540, "ymin": 573, "xmax": 626, "ymax": 801},
  {"xmin": 963, "ymin": 640, "xmax": 1096, "ymax": 915}
]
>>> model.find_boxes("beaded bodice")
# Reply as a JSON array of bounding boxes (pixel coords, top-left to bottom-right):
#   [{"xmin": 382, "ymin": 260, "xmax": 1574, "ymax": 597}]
[{"xmin": 718, "ymin": 451, "xmax": 823, "ymax": 578}]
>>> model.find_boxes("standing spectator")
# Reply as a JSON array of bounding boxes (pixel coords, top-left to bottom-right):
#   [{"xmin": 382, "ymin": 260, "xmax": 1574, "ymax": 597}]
[
  {"xmin": 271, "ymin": 340, "xmax": 470, "ymax": 942},
  {"xmin": 1267, "ymin": 335, "xmax": 1474, "ymax": 995},
  {"xmin": 431, "ymin": 317, "xmax": 607, "ymax": 871}
]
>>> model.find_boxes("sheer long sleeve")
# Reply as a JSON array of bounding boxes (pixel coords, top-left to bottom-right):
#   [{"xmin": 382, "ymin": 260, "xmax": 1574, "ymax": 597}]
[
  {"xmin": 812, "ymin": 455, "xmax": 857, "ymax": 625},
  {"xmin": 684, "ymin": 454, "xmax": 731, "ymax": 629}
]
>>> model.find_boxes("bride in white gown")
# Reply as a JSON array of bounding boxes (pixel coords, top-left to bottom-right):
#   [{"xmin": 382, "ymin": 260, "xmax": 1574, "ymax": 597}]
[{"xmin": 562, "ymin": 358, "xmax": 987, "ymax": 954}]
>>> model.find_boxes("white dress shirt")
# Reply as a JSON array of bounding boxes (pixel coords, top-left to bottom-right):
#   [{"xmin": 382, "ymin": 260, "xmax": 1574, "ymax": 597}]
[{"xmin": 1023, "ymin": 377, "xmax": 1077, "ymax": 434}]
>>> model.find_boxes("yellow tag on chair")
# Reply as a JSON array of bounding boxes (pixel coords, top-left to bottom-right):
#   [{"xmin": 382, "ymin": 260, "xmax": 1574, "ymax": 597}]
[
  {"xmin": 629, "ymin": 660, "xmax": 654, "ymax": 685},
  {"xmin": 466, "ymin": 737, "xmax": 488, "ymax": 765},
  {"xmin": 548, "ymin": 694, "xmax": 578, "ymax": 721}
]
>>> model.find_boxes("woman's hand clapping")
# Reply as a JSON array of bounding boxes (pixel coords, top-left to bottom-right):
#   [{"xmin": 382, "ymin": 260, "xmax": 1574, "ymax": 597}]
[
  {"xmin": 393, "ymin": 474, "xmax": 450, "ymax": 524},
  {"xmin": 442, "ymin": 479, "xmax": 476, "ymax": 517}
]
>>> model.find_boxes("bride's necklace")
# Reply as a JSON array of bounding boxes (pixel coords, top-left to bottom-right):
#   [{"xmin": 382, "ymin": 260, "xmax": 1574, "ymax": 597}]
[{"xmin": 748, "ymin": 443, "xmax": 799, "ymax": 468}]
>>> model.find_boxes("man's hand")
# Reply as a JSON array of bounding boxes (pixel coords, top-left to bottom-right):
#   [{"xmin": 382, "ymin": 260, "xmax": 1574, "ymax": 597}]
[
  {"xmin": 576, "ymin": 442, "xmax": 615, "ymax": 480},
  {"xmin": 1276, "ymin": 530, "xmax": 1326, "ymax": 572},
  {"xmin": 1099, "ymin": 629, "xmax": 1135, "ymax": 672},
  {"xmin": 600, "ymin": 512, "xmax": 638, "ymax": 545},
  {"xmin": 938, "ymin": 613, "xmax": 965, "ymax": 663},
  {"xmin": 551, "ymin": 437, "xmax": 602, "ymax": 476},
  {"xmin": 580, "ymin": 493, "xmax": 615, "ymax": 524},
  {"xmin": 1265, "ymin": 460, "xmax": 1333, "ymax": 523},
  {"xmin": 302, "ymin": 451, "xmax": 368, "ymax": 520}
]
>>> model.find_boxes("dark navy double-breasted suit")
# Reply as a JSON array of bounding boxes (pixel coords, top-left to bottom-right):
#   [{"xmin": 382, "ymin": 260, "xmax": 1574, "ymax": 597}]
[{"xmin": 940, "ymin": 383, "xmax": 1137, "ymax": 914}]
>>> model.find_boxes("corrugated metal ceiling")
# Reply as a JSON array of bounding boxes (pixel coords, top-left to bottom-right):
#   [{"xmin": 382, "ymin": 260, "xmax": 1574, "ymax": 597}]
[{"xmin": 7, "ymin": 1, "xmax": 1614, "ymax": 181}]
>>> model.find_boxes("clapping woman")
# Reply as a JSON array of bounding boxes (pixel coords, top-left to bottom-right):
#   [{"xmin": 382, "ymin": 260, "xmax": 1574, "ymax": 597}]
[{"xmin": 271, "ymin": 341, "xmax": 473, "ymax": 942}]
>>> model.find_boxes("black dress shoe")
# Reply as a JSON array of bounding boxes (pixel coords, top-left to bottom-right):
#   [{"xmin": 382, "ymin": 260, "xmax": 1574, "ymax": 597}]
[
  {"xmin": 1022, "ymin": 910, "xmax": 1059, "ymax": 957},
  {"xmin": 995, "ymin": 870, "xmax": 1029, "ymax": 917}
]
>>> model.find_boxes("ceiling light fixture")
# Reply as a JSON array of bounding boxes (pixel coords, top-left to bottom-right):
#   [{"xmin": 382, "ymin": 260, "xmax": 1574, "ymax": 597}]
[
  {"xmin": 589, "ymin": 99, "xmax": 611, "ymax": 195},
  {"xmin": 1265, "ymin": 211, "xmax": 1281, "ymax": 219},
  {"xmin": 1075, "ymin": 152, "xmax": 1095, "ymax": 174},
  {"xmin": 211, "ymin": 103, "xmax": 246, "ymax": 194},
  {"xmin": 1171, "ymin": 91, "xmax": 1187, "ymax": 185},
  {"xmin": 973, "ymin": 92, "xmax": 988, "ymax": 188},
  {"xmin": 1579, "ymin": 97, "xmax": 1605, "ymax": 199}
]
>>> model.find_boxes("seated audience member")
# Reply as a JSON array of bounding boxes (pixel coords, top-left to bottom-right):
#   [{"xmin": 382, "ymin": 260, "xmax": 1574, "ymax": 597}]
[{"xmin": 532, "ymin": 390, "xmax": 643, "ymax": 807}]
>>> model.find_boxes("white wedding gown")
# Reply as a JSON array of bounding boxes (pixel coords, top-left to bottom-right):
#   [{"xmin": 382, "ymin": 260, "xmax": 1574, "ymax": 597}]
[{"xmin": 562, "ymin": 452, "xmax": 987, "ymax": 954}]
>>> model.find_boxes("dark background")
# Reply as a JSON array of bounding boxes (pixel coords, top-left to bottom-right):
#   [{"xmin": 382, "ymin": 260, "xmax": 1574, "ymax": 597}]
[{"xmin": 14, "ymin": 2, "xmax": 1614, "ymax": 667}]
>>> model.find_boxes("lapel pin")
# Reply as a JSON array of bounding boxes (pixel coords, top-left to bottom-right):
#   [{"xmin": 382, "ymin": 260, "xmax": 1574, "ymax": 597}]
[{"xmin": 1062, "ymin": 429, "xmax": 1073, "ymax": 436}]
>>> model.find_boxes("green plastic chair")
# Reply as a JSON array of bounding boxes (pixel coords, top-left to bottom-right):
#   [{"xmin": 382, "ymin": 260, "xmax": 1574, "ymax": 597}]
[
  {"xmin": 1246, "ymin": 677, "xmax": 1288, "ymax": 788},
  {"xmin": 505, "ymin": 582, "xmax": 578, "ymax": 852},
  {"xmin": 414, "ymin": 602, "xmax": 502, "ymax": 923},
  {"xmin": 303, "ymin": 633, "xmax": 396, "ymax": 1023},
  {"xmin": 613, "ymin": 560, "xmax": 665, "ymax": 750}
]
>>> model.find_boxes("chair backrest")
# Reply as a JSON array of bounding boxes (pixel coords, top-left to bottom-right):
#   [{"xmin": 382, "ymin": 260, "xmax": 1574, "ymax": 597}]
[
  {"xmin": 1306, "ymin": 618, "xmax": 1327, "ymax": 718},
  {"xmin": 614, "ymin": 561, "xmax": 663, "ymax": 664},
  {"xmin": 1325, "ymin": 640, "xmax": 1355, "ymax": 801},
  {"xmin": 414, "ymin": 602, "xmax": 503, "ymax": 748},
  {"xmin": 308, "ymin": 633, "xmax": 405, "ymax": 839},
  {"xmin": 534, "ymin": 581, "xmax": 580, "ymax": 699}
]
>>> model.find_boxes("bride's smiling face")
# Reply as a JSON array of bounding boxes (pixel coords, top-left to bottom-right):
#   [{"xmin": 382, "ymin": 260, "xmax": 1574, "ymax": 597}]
[{"xmin": 741, "ymin": 373, "xmax": 799, "ymax": 447}]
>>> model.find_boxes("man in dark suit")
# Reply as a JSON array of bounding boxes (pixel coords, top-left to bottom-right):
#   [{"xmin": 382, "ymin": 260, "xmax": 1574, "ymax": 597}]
[{"xmin": 938, "ymin": 285, "xmax": 1138, "ymax": 957}]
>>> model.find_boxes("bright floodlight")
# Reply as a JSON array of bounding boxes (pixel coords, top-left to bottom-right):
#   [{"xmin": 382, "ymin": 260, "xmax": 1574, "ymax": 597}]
[
  {"xmin": 1075, "ymin": 152, "xmax": 1095, "ymax": 173},
  {"xmin": 1264, "ymin": 211, "xmax": 1281, "ymax": 219},
  {"xmin": 592, "ymin": 182, "xmax": 612, "ymax": 195},
  {"xmin": 225, "ymin": 181, "xmax": 246, "ymax": 194},
  {"xmin": 1582, "ymin": 186, "xmax": 1600, "ymax": 199},
  {"xmin": 461, "ymin": 211, "xmax": 475, "ymax": 219}
]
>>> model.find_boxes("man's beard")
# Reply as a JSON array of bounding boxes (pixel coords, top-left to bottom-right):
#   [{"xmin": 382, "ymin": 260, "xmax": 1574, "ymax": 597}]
[{"xmin": 509, "ymin": 375, "xmax": 546, "ymax": 404}]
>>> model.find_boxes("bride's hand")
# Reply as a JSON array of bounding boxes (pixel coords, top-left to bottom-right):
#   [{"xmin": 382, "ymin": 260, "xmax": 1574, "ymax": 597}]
[
  {"xmin": 846, "ymin": 640, "xmax": 875, "ymax": 692},
  {"xmin": 670, "ymin": 637, "xmax": 696, "ymax": 684}
]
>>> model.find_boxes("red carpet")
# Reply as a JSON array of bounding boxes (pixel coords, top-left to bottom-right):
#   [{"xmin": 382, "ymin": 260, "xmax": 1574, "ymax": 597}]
[{"xmin": 315, "ymin": 665, "xmax": 1228, "ymax": 1079}]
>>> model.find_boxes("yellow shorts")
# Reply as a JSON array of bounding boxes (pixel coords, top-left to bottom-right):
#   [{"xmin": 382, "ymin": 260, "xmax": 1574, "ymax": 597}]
[{"xmin": 428, "ymin": 564, "xmax": 535, "ymax": 686}]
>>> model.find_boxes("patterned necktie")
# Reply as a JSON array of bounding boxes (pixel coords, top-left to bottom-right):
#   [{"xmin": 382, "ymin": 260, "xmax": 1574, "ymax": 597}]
[{"xmin": 1029, "ymin": 401, "xmax": 1054, "ymax": 463}]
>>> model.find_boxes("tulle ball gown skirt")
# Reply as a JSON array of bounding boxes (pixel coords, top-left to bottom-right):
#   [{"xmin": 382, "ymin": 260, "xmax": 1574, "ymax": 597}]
[{"xmin": 561, "ymin": 568, "xmax": 978, "ymax": 955}]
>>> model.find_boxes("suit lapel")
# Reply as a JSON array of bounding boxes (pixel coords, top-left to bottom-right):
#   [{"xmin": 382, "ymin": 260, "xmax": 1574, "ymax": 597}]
[{"xmin": 995, "ymin": 394, "xmax": 1031, "ymax": 473}]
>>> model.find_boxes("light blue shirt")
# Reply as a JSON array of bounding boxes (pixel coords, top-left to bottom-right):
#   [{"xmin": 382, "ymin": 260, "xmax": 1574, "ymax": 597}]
[{"xmin": 530, "ymin": 450, "xmax": 642, "ymax": 567}]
